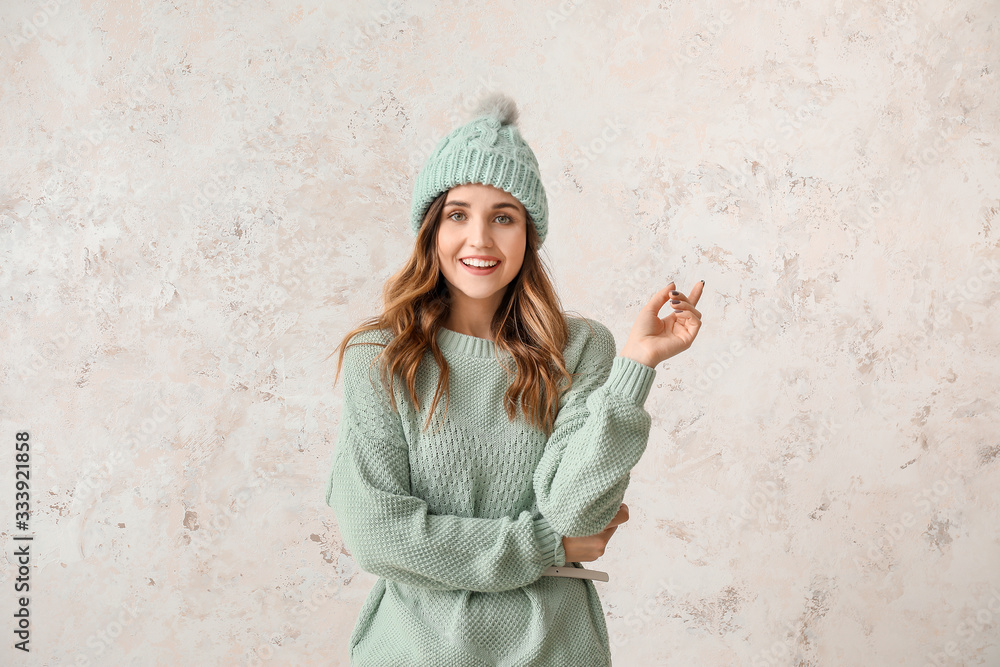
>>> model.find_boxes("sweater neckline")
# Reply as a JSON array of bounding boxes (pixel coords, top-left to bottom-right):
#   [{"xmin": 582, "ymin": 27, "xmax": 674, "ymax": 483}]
[{"xmin": 437, "ymin": 327, "xmax": 508, "ymax": 359}]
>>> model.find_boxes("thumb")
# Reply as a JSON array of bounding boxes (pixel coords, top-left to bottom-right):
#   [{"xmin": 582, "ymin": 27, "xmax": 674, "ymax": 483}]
[{"xmin": 642, "ymin": 282, "xmax": 675, "ymax": 314}]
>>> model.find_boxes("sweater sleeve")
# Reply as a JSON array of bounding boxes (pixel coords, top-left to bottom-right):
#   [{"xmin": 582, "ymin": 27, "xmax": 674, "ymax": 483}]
[
  {"xmin": 532, "ymin": 320, "xmax": 657, "ymax": 538},
  {"xmin": 324, "ymin": 332, "xmax": 566, "ymax": 594}
]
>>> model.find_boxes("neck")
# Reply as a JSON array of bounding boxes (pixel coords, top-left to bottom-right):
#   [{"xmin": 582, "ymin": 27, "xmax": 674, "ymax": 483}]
[
  {"xmin": 444, "ymin": 318, "xmax": 495, "ymax": 341},
  {"xmin": 445, "ymin": 295, "xmax": 504, "ymax": 341}
]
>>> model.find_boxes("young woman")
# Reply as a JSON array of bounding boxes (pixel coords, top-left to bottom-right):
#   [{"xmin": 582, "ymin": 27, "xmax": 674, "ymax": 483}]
[{"xmin": 325, "ymin": 93, "xmax": 703, "ymax": 666}]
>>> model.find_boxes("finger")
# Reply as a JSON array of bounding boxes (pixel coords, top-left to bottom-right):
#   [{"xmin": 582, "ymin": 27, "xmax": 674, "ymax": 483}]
[
  {"xmin": 670, "ymin": 287, "xmax": 697, "ymax": 307},
  {"xmin": 690, "ymin": 280, "xmax": 704, "ymax": 307},
  {"xmin": 668, "ymin": 300, "xmax": 701, "ymax": 319},
  {"xmin": 643, "ymin": 284, "xmax": 675, "ymax": 314},
  {"xmin": 667, "ymin": 288, "xmax": 694, "ymax": 316},
  {"xmin": 607, "ymin": 505, "xmax": 630, "ymax": 528},
  {"xmin": 673, "ymin": 282, "xmax": 706, "ymax": 307}
]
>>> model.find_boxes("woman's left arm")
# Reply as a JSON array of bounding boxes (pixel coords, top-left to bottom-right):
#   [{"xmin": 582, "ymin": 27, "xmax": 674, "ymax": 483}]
[{"xmin": 533, "ymin": 282, "xmax": 704, "ymax": 539}]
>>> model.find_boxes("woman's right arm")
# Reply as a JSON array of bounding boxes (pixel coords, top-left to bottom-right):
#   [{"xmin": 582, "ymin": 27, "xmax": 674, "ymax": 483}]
[{"xmin": 324, "ymin": 331, "xmax": 566, "ymax": 594}]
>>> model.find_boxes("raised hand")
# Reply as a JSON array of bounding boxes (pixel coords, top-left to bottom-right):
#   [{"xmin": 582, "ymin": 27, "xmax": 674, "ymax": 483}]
[{"xmin": 620, "ymin": 280, "xmax": 704, "ymax": 368}]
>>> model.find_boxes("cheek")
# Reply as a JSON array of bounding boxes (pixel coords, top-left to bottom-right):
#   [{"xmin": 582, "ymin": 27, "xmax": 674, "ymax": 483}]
[
  {"xmin": 509, "ymin": 243, "xmax": 526, "ymax": 268},
  {"xmin": 436, "ymin": 239, "xmax": 453, "ymax": 263},
  {"xmin": 503, "ymin": 256, "xmax": 524, "ymax": 276}
]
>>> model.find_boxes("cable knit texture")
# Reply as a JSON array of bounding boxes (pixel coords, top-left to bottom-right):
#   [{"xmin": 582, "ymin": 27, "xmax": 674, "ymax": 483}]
[
  {"xmin": 325, "ymin": 316, "xmax": 657, "ymax": 666},
  {"xmin": 409, "ymin": 94, "xmax": 549, "ymax": 246}
]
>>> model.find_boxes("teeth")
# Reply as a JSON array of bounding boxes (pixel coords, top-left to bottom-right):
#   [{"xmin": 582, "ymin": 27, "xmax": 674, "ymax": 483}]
[{"xmin": 462, "ymin": 259, "xmax": 498, "ymax": 268}]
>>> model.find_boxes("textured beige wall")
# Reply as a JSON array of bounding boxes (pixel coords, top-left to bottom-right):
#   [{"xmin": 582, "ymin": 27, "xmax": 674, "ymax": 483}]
[{"xmin": 2, "ymin": 0, "xmax": 999, "ymax": 665}]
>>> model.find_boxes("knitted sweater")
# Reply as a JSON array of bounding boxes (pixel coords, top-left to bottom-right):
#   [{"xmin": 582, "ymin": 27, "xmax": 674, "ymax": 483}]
[{"xmin": 325, "ymin": 316, "xmax": 657, "ymax": 666}]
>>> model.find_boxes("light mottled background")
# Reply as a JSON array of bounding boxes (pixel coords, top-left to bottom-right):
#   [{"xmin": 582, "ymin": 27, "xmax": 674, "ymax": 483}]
[{"xmin": 1, "ymin": 0, "xmax": 998, "ymax": 665}]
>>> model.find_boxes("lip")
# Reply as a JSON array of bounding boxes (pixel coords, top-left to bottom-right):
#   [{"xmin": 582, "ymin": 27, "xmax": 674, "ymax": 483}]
[{"xmin": 459, "ymin": 258, "xmax": 501, "ymax": 276}]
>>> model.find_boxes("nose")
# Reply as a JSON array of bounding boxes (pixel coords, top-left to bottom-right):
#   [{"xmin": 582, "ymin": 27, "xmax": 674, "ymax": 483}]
[{"xmin": 466, "ymin": 214, "xmax": 494, "ymax": 247}]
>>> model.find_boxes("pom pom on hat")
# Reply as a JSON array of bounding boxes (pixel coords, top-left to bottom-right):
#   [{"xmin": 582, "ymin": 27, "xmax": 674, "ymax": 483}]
[{"xmin": 471, "ymin": 92, "xmax": 520, "ymax": 126}]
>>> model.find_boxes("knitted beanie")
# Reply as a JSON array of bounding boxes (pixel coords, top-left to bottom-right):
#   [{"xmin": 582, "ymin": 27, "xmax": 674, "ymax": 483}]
[{"xmin": 410, "ymin": 93, "xmax": 549, "ymax": 246}]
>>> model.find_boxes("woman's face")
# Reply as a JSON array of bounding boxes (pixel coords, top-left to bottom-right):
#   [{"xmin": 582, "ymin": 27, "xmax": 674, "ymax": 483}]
[{"xmin": 436, "ymin": 183, "xmax": 527, "ymax": 312}]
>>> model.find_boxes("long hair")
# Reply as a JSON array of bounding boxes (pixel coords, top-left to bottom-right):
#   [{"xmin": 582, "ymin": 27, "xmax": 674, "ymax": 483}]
[{"xmin": 327, "ymin": 190, "xmax": 595, "ymax": 438}]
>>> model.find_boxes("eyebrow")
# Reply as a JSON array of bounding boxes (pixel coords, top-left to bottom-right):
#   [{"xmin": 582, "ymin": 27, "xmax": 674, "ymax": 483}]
[{"xmin": 443, "ymin": 200, "xmax": 522, "ymax": 212}]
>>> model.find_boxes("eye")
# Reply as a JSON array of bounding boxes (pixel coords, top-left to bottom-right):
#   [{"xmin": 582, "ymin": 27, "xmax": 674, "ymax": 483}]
[{"xmin": 446, "ymin": 211, "xmax": 514, "ymax": 224}]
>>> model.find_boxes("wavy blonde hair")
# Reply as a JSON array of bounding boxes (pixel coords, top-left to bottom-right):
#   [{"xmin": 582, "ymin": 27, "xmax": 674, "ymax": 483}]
[{"xmin": 327, "ymin": 190, "xmax": 595, "ymax": 438}]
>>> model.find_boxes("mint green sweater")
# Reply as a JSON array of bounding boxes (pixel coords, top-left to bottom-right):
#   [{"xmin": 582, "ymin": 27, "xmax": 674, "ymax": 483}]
[{"xmin": 325, "ymin": 316, "xmax": 657, "ymax": 666}]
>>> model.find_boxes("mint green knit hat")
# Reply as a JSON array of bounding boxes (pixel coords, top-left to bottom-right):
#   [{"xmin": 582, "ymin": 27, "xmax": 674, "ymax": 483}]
[{"xmin": 410, "ymin": 93, "xmax": 549, "ymax": 246}]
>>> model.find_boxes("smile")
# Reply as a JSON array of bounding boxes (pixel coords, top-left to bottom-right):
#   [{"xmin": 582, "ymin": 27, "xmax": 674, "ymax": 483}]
[{"xmin": 459, "ymin": 259, "xmax": 500, "ymax": 275}]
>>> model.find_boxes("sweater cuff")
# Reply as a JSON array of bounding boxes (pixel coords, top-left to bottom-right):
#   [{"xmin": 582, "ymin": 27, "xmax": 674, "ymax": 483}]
[
  {"xmin": 534, "ymin": 515, "xmax": 566, "ymax": 567},
  {"xmin": 606, "ymin": 355, "xmax": 657, "ymax": 405}
]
